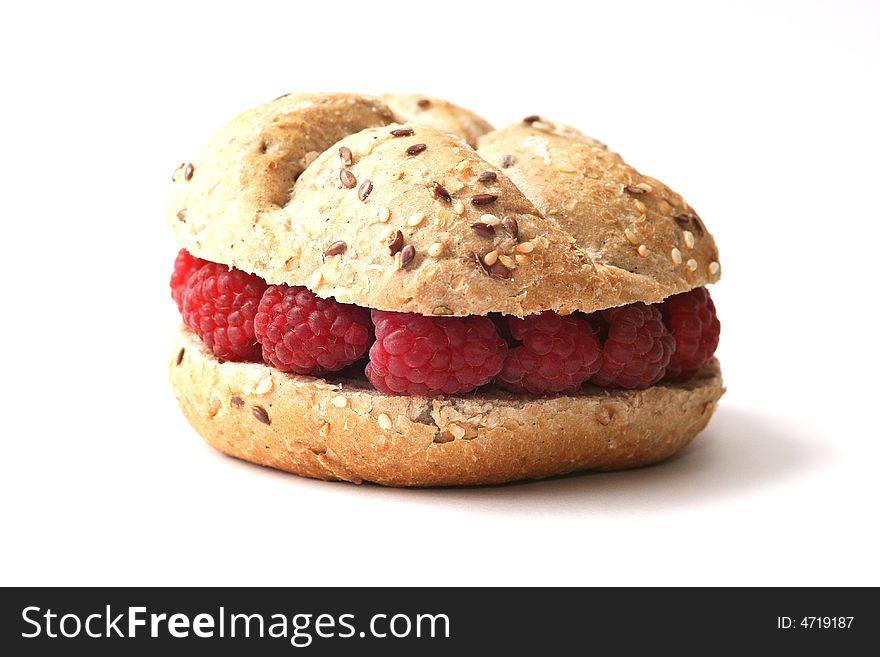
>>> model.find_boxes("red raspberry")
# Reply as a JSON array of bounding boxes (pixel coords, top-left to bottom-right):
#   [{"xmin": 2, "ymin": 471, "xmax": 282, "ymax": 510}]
[
  {"xmin": 170, "ymin": 248, "xmax": 208, "ymax": 312},
  {"xmin": 182, "ymin": 262, "xmax": 267, "ymax": 361},
  {"xmin": 590, "ymin": 303, "xmax": 675, "ymax": 388},
  {"xmin": 366, "ymin": 310, "xmax": 507, "ymax": 396},
  {"xmin": 254, "ymin": 285, "xmax": 373, "ymax": 375},
  {"xmin": 495, "ymin": 312, "xmax": 602, "ymax": 394},
  {"xmin": 660, "ymin": 287, "xmax": 720, "ymax": 380}
]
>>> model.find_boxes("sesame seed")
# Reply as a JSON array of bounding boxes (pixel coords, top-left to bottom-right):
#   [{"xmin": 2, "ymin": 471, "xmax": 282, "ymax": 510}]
[
  {"xmin": 406, "ymin": 143, "xmax": 427, "ymax": 156},
  {"xmin": 636, "ymin": 182, "xmax": 653, "ymax": 193},
  {"xmin": 478, "ymin": 170, "xmax": 498, "ymax": 183},
  {"xmin": 433, "ymin": 182, "xmax": 452, "ymax": 203},
  {"xmin": 624, "ymin": 184, "xmax": 647, "ymax": 195},
  {"xmin": 324, "ymin": 240, "xmax": 347, "ymax": 257},
  {"xmin": 453, "ymin": 200, "xmax": 465, "ymax": 215},
  {"xmin": 624, "ymin": 228, "xmax": 638, "ymax": 245},
  {"xmin": 523, "ymin": 115, "xmax": 541, "ymax": 124},
  {"xmin": 683, "ymin": 231, "xmax": 695, "ymax": 248},
  {"xmin": 432, "ymin": 306, "xmax": 453, "ymax": 315},
  {"xmin": 400, "ymin": 244, "xmax": 415, "ymax": 268},
  {"xmin": 319, "ymin": 422, "xmax": 331, "ymax": 437},
  {"xmin": 638, "ymin": 244, "xmax": 649, "ymax": 257},
  {"xmin": 377, "ymin": 413, "xmax": 393, "ymax": 430},
  {"xmin": 471, "ymin": 193, "xmax": 498, "ymax": 206},
  {"xmin": 390, "ymin": 127, "xmax": 414, "ymax": 137},
  {"xmin": 498, "ymin": 254, "xmax": 516, "ymax": 269},
  {"xmin": 354, "ymin": 136, "xmax": 374, "ymax": 158},
  {"xmin": 634, "ymin": 200, "xmax": 647, "ymax": 214},
  {"xmin": 658, "ymin": 200, "xmax": 672, "ymax": 215},
  {"xmin": 339, "ymin": 146, "xmax": 353, "ymax": 166},
  {"xmin": 501, "ymin": 154, "xmax": 515, "ymax": 168},
  {"xmin": 708, "ymin": 261, "xmax": 720, "ymax": 275},
  {"xmin": 686, "ymin": 259, "xmax": 698, "ymax": 271},
  {"xmin": 330, "ymin": 395, "xmax": 348, "ymax": 408},
  {"xmin": 308, "ymin": 268, "xmax": 323, "ymax": 289},
  {"xmin": 671, "ymin": 247, "xmax": 682, "ymax": 265},
  {"xmin": 252, "ymin": 406, "xmax": 271, "ymax": 425},
  {"xmin": 358, "ymin": 179, "xmax": 373, "ymax": 201},
  {"xmin": 183, "ymin": 163, "xmax": 194, "ymax": 181},
  {"xmin": 480, "ymin": 213, "xmax": 501, "ymax": 226},
  {"xmin": 406, "ymin": 212, "xmax": 426, "ymax": 227},
  {"xmin": 428, "ymin": 242, "xmax": 446, "ymax": 257},
  {"xmin": 340, "ymin": 169, "xmax": 357, "ymax": 188},
  {"xmin": 417, "ymin": 98, "xmax": 431, "ymax": 108},
  {"xmin": 448, "ymin": 423, "xmax": 466, "ymax": 440},
  {"xmin": 255, "ymin": 377, "xmax": 274, "ymax": 395},
  {"xmin": 470, "ymin": 222, "xmax": 496, "ymax": 238},
  {"xmin": 387, "ymin": 229, "xmax": 404, "ymax": 255},
  {"xmin": 514, "ymin": 253, "xmax": 531, "ymax": 265},
  {"xmin": 378, "ymin": 206, "xmax": 391, "ymax": 223},
  {"xmin": 483, "ymin": 250, "xmax": 499, "ymax": 266},
  {"xmin": 500, "ymin": 216, "xmax": 519, "ymax": 239},
  {"xmin": 393, "ymin": 251, "xmax": 403, "ymax": 270},
  {"xmin": 515, "ymin": 241, "xmax": 534, "ymax": 254}
]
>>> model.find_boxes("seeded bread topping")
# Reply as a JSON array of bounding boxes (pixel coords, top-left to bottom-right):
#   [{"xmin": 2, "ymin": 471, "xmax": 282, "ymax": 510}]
[
  {"xmin": 378, "ymin": 93, "xmax": 495, "ymax": 148},
  {"xmin": 168, "ymin": 93, "xmax": 719, "ymax": 319},
  {"xmin": 477, "ymin": 118, "xmax": 720, "ymax": 307}
]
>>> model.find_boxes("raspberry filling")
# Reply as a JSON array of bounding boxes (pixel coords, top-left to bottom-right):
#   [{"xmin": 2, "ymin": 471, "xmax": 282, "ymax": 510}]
[{"xmin": 171, "ymin": 249, "xmax": 720, "ymax": 396}]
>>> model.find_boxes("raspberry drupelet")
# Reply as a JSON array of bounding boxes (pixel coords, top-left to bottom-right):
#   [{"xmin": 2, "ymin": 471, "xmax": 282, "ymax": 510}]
[
  {"xmin": 254, "ymin": 285, "xmax": 373, "ymax": 375},
  {"xmin": 366, "ymin": 310, "xmax": 507, "ymax": 396}
]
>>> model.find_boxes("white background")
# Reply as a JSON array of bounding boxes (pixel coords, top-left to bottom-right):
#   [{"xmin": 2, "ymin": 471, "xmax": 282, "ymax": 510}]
[{"xmin": 1, "ymin": 0, "xmax": 878, "ymax": 586}]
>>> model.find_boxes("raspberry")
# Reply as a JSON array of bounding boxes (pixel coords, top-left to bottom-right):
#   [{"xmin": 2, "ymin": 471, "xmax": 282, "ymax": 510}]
[
  {"xmin": 495, "ymin": 312, "xmax": 601, "ymax": 394},
  {"xmin": 366, "ymin": 310, "xmax": 507, "ymax": 396},
  {"xmin": 170, "ymin": 248, "xmax": 208, "ymax": 312},
  {"xmin": 660, "ymin": 287, "xmax": 720, "ymax": 380},
  {"xmin": 182, "ymin": 262, "xmax": 267, "ymax": 361},
  {"xmin": 590, "ymin": 303, "xmax": 675, "ymax": 388},
  {"xmin": 254, "ymin": 285, "xmax": 373, "ymax": 375}
]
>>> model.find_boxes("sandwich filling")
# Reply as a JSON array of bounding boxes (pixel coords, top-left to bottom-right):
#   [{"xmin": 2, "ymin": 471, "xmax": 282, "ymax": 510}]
[{"xmin": 171, "ymin": 249, "xmax": 720, "ymax": 397}]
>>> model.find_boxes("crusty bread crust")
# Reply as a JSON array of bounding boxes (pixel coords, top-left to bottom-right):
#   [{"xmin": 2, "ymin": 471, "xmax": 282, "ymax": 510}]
[
  {"xmin": 478, "ymin": 120, "xmax": 721, "ymax": 305},
  {"xmin": 168, "ymin": 93, "xmax": 720, "ymax": 318},
  {"xmin": 170, "ymin": 327, "xmax": 724, "ymax": 487},
  {"xmin": 378, "ymin": 93, "xmax": 494, "ymax": 147}
]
